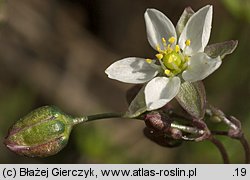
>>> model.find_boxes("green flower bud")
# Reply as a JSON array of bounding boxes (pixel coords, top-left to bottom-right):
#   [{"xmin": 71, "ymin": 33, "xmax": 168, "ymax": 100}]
[{"xmin": 4, "ymin": 106, "xmax": 74, "ymax": 157}]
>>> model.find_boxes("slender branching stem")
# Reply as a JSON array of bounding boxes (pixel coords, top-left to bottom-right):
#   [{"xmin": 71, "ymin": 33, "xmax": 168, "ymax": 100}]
[
  {"xmin": 210, "ymin": 137, "xmax": 230, "ymax": 164},
  {"xmin": 87, "ymin": 113, "xmax": 124, "ymax": 121},
  {"xmin": 211, "ymin": 131, "xmax": 250, "ymax": 164},
  {"xmin": 239, "ymin": 135, "xmax": 250, "ymax": 164},
  {"xmin": 71, "ymin": 111, "xmax": 249, "ymax": 164},
  {"xmin": 72, "ymin": 112, "xmax": 124, "ymax": 125}
]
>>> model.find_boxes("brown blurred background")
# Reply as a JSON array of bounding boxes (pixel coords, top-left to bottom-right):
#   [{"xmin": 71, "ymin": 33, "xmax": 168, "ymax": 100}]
[{"xmin": 0, "ymin": 0, "xmax": 249, "ymax": 163}]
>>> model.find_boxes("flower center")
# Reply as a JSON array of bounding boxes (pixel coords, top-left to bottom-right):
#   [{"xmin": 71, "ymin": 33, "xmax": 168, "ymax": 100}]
[
  {"xmin": 145, "ymin": 37, "xmax": 191, "ymax": 77},
  {"xmin": 152, "ymin": 37, "xmax": 191, "ymax": 77},
  {"xmin": 162, "ymin": 51, "xmax": 182, "ymax": 70}
]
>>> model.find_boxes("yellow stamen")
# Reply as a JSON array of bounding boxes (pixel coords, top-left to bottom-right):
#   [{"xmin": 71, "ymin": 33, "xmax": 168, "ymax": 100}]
[
  {"xmin": 164, "ymin": 69, "xmax": 171, "ymax": 76},
  {"xmin": 168, "ymin": 36, "xmax": 176, "ymax": 44},
  {"xmin": 166, "ymin": 44, "xmax": 173, "ymax": 53},
  {"xmin": 175, "ymin": 45, "xmax": 180, "ymax": 53},
  {"xmin": 162, "ymin": 37, "xmax": 166, "ymax": 43},
  {"xmin": 156, "ymin": 45, "xmax": 162, "ymax": 52},
  {"xmin": 155, "ymin": 53, "xmax": 163, "ymax": 60},
  {"xmin": 162, "ymin": 37, "xmax": 167, "ymax": 48},
  {"xmin": 185, "ymin": 39, "xmax": 191, "ymax": 46},
  {"xmin": 145, "ymin": 59, "xmax": 152, "ymax": 64}
]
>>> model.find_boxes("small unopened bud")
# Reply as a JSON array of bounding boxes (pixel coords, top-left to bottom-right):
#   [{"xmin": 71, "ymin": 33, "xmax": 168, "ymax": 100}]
[
  {"xmin": 4, "ymin": 106, "xmax": 74, "ymax": 157},
  {"xmin": 170, "ymin": 128, "xmax": 182, "ymax": 140},
  {"xmin": 144, "ymin": 111, "xmax": 171, "ymax": 132}
]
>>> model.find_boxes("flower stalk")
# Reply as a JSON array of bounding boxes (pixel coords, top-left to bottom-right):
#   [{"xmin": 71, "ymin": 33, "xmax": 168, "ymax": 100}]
[
  {"xmin": 72, "ymin": 112, "xmax": 124, "ymax": 125},
  {"xmin": 209, "ymin": 137, "xmax": 230, "ymax": 164},
  {"xmin": 239, "ymin": 136, "xmax": 250, "ymax": 164}
]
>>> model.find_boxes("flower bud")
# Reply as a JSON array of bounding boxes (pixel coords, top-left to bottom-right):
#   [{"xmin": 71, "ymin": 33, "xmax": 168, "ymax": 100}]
[
  {"xmin": 4, "ymin": 106, "xmax": 74, "ymax": 157},
  {"xmin": 144, "ymin": 111, "xmax": 171, "ymax": 132}
]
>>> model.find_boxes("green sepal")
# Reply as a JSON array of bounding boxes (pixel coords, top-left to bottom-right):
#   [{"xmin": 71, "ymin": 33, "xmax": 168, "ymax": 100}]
[
  {"xmin": 204, "ymin": 40, "xmax": 238, "ymax": 59},
  {"xmin": 4, "ymin": 106, "xmax": 74, "ymax": 157},
  {"xmin": 175, "ymin": 81, "xmax": 206, "ymax": 119},
  {"xmin": 124, "ymin": 86, "xmax": 147, "ymax": 118},
  {"xmin": 176, "ymin": 7, "xmax": 194, "ymax": 36}
]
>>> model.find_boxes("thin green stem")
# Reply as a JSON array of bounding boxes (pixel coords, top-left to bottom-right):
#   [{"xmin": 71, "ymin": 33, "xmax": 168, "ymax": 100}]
[
  {"xmin": 210, "ymin": 137, "xmax": 230, "ymax": 164},
  {"xmin": 72, "ymin": 112, "xmax": 205, "ymax": 136},
  {"xmin": 71, "ymin": 109, "xmax": 249, "ymax": 164},
  {"xmin": 87, "ymin": 112, "xmax": 124, "ymax": 121},
  {"xmin": 211, "ymin": 131, "xmax": 250, "ymax": 164},
  {"xmin": 72, "ymin": 112, "xmax": 124, "ymax": 125},
  {"xmin": 239, "ymin": 135, "xmax": 250, "ymax": 164}
]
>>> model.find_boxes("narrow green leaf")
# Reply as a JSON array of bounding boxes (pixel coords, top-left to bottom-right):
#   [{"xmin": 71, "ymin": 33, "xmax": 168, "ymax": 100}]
[
  {"xmin": 176, "ymin": 7, "xmax": 194, "ymax": 36},
  {"xmin": 124, "ymin": 86, "xmax": 147, "ymax": 118},
  {"xmin": 205, "ymin": 40, "xmax": 238, "ymax": 59},
  {"xmin": 175, "ymin": 81, "xmax": 206, "ymax": 119}
]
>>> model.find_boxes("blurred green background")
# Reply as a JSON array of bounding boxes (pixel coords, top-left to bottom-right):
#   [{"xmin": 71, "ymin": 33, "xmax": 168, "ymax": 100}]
[{"xmin": 0, "ymin": 0, "xmax": 249, "ymax": 163}]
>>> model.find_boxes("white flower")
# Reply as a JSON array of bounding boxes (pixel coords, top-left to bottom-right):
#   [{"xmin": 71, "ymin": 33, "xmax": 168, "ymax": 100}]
[{"xmin": 105, "ymin": 5, "xmax": 222, "ymax": 111}]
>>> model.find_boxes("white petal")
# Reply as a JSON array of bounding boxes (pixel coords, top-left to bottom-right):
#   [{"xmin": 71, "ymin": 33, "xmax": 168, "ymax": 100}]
[
  {"xmin": 179, "ymin": 5, "xmax": 213, "ymax": 55},
  {"xmin": 144, "ymin": 8, "xmax": 177, "ymax": 51},
  {"xmin": 182, "ymin": 52, "xmax": 222, "ymax": 82},
  {"xmin": 145, "ymin": 77, "xmax": 181, "ymax": 110},
  {"xmin": 105, "ymin": 57, "xmax": 159, "ymax": 84}
]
